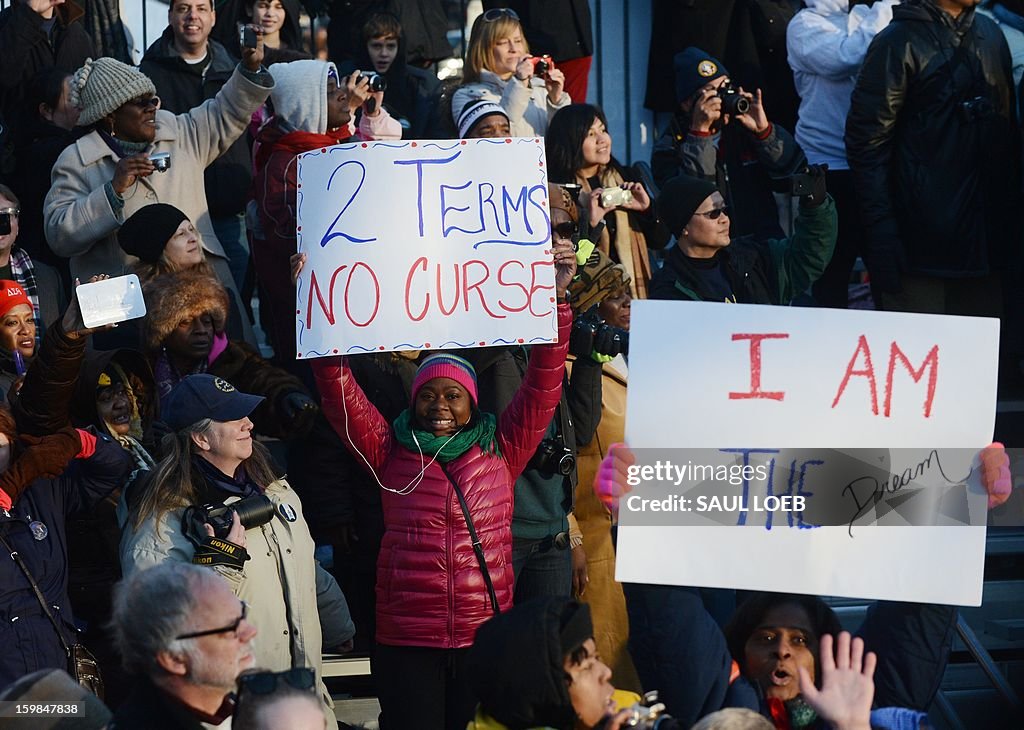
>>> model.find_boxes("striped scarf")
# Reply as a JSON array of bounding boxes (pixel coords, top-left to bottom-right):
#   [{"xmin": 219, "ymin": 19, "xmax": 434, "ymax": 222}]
[{"xmin": 9, "ymin": 248, "xmax": 41, "ymax": 338}]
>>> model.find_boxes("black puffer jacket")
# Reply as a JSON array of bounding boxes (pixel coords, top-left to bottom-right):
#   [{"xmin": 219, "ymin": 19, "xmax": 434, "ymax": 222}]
[{"xmin": 845, "ymin": 0, "xmax": 1020, "ymax": 289}]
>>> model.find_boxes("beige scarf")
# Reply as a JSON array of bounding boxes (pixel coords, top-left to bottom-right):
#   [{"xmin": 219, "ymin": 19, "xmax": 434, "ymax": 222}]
[{"xmin": 578, "ymin": 167, "xmax": 652, "ymax": 299}]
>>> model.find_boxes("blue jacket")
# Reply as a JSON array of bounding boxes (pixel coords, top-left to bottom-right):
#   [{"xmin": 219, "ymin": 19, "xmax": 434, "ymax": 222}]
[{"xmin": 0, "ymin": 434, "xmax": 133, "ymax": 688}]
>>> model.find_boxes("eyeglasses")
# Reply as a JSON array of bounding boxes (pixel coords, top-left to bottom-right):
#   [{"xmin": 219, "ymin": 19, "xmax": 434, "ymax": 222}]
[
  {"xmin": 693, "ymin": 206, "xmax": 730, "ymax": 220},
  {"xmin": 237, "ymin": 667, "xmax": 316, "ymax": 696},
  {"xmin": 482, "ymin": 8, "xmax": 519, "ymax": 22},
  {"xmin": 129, "ymin": 96, "xmax": 161, "ymax": 110},
  {"xmin": 0, "ymin": 207, "xmax": 19, "ymax": 216},
  {"xmin": 551, "ymin": 222, "xmax": 578, "ymax": 240},
  {"xmin": 175, "ymin": 600, "xmax": 248, "ymax": 640}
]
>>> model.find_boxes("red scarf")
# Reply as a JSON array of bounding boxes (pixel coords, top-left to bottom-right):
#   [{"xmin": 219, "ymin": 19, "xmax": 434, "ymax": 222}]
[{"xmin": 254, "ymin": 127, "xmax": 351, "ymax": 171}]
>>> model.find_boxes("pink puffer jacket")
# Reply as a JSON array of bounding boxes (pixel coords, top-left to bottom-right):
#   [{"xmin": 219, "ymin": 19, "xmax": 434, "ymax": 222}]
[{"xmin": 313, "ymin": 304, "xmax": 571, "ymax": 648}]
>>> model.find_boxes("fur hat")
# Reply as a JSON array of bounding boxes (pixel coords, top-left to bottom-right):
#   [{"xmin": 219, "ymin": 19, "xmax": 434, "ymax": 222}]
[
  {"xmin": 71, "ymin": 57, "xmax": 157, "ymax": 127},
  {"xmin": 143, "ymin": 270, "xmax": 229, "ymax": 353}
]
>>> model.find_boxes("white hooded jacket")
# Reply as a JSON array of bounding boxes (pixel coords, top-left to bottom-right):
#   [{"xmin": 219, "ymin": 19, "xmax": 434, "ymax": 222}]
[{"xmin": 787, "ymin": 0, "xmax": 900, "ymax": 169}]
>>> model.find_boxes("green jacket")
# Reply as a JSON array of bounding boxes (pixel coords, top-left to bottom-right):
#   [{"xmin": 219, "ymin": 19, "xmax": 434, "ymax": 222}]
[{"xmin": 648, "ymin": 195, "xmax": 837, "ymax": 305}]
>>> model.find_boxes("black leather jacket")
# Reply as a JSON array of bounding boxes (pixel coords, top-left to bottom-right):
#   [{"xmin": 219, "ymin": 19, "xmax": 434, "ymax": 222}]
[{"xmin": 845, "ymin": 0, "xmax": 1019, "ymax": 290}]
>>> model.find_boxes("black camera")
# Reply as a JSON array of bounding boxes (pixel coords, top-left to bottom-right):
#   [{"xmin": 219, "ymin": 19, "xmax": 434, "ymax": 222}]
[
  {"xmin": 191, "ymin": 495, "xmax": 276, "ymax": 539},
  {"xmin": 361, "ymin": 71, "xmax": 388, "ymax": 92},
  {"xmin": 717, "ymin": 83, "xmax": 750, "ymax": 116},
  {"xmin": 239, "ymin": 24, "xmax": 258, "ymax": 50},
  {"xmin": 569, "ymin": 309, "xmax": 629, "ymax": 357},
  {"xmin": 959, "ymin": 96, "xmax": 994, "ymax": 124},
  {"xmin": 529, "ymin": 438, "xmax": 576, "ymax": 477},
  {"xmin": 0, "ymin": 208, "xmax": 16, "ymax": 236}
]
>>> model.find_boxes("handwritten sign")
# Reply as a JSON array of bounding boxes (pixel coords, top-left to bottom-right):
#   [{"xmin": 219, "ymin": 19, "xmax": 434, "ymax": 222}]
[
  {"xmin": 293, "ymin": 139, "xmax": 557, "ymax": 357},
  {"xmin": 618, "ymin": 301, "xmax": 999, "ymax": 606}
]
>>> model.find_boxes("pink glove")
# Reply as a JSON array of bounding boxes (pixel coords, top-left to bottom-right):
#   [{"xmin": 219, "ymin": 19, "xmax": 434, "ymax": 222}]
[
  {"xmin": 594, "ymin": 443, "xmax": 636, "ymax": 518},
  {"xmin": 981, "ymin": 442, "xmax": 1012, "ymax": 509}
]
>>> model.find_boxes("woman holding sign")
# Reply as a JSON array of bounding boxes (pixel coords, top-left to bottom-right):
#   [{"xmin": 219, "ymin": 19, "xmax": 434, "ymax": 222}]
[{"xmin": 310, "ymin": 241, "xmax": 577, "ymax": 730}]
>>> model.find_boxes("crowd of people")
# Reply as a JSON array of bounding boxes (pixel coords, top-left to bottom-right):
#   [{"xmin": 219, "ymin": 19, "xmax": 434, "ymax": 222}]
[{"xmin": 0, "ymin": 1, "xmax": 1020, "ymax": 729}]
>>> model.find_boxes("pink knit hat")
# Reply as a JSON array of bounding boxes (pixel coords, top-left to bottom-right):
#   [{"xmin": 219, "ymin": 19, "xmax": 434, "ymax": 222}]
[{"xmin": 411, "ymin": 353, "xmax": 479, "ymax": 405}]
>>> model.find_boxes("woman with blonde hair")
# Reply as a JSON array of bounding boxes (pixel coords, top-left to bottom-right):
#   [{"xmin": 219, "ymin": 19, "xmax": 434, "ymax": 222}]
[{"xmin": 451, "ymin": 7, "xmax": 570, "ymax": 137}]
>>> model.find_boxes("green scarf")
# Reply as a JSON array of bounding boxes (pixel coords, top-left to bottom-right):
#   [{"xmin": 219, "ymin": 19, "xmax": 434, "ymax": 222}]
[{"xmin": 392, "ymin": 410, "xmax": 501, "ymax": 463}]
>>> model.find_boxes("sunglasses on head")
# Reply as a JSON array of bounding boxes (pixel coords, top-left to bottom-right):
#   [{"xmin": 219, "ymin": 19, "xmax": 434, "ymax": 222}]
[
  {"xmin": 694, "ymin": 206, "xmax": 729, "ymax": 220},
  {"xmin": 237, "ymin": 667, "xmax": 316, "ymax": 696},
  {"xmin": 129, "ymin": 96, "xmax": 161, "ymax": 110},
  {"xmin": 482, "ymin": 7, "xmax": 519, "ymax": 22},
  {"xmin": 175, "ymin": 600, "xmax": 247, "ymax": 640},
  {"xmin": 551, "ymin": 221, "xmax": 578, "ymax": 240}
]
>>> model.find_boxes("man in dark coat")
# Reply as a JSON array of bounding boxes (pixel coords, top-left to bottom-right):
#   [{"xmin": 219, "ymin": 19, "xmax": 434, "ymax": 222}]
[
  {"xmin": 846, "ymin": 0, "xmax": 1020, "ymax": 319},
  {"xmin": 0, "ymin": 0, "xmax": 93, "ymax": 138},
  {"xmin": 141, "ymin": 0, "xmax": 253, "ymax": 289}
]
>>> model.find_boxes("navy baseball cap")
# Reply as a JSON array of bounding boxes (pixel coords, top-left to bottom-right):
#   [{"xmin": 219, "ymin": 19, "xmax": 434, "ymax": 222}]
[{"xmin": 163, "ymin": 374, "xmax": 265, "ymax": 431}]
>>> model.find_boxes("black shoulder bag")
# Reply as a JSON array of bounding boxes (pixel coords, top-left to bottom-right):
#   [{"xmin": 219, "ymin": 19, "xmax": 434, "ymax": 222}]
[
  {"xmin": 438, "ymin": 462, "xmax": 500, "ymax": 616},
  {"xmin": 0, "ymin": 532, "xmax": 104, "ymax": 699}
]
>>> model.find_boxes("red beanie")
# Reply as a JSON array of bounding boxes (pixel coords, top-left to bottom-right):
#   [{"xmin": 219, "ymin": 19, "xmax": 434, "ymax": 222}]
[
  {"xmin": 411, "ymin": 353, "xmax": 479, "ymax": 405},
  {"xmin": 0, "ymin": 280, "xmax": 31, "ymax": 319}
]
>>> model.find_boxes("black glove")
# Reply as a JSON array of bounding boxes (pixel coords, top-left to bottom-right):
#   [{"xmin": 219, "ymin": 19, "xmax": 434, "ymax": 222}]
[
  {"xmin": 592, "ymin": 324, "xmax": 625, "ymax": 358},
  {"xmin": 798, "ymin": 163, "xmax": 828, "ymax": 209},
  {"xmin": 282, "ymin": 391, "xmax": 319, "ymax": 434}
]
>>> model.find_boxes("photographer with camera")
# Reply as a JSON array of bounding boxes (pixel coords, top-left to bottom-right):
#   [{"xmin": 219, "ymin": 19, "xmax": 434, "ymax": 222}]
[
  {"xmin": 120, "ymin": 373, "xmax": 353, "ymax": 725},
  {"xmin": 452, "ymin": 8, "xmax": 570, "ymax": 138},
  {"xmin": 651, "ymin": 47, "xmax": 807, "ymax": 240},
  {"xmin": 43, "ymin": 46, "xmax": 272, "ymax": 349},
  {"xmin": 846, "ymin": 1, "xmax": 1019, "ymax": 338},
  {"xmin": 547, "ymin": 104, "xmax": 670, "ymax": 300},
  {"xmin": 252, "ymin": 59, "xmax": 400, "ymax": 367},
  {"xmin": 649, "ymin": 169, "xmax": 836, "ymax": 305}
]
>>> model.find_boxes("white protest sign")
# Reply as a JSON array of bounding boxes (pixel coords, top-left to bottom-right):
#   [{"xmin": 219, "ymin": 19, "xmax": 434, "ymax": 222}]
[
  {"xmin": 294, "ymin": 139, "xmax": 557, "ymax": 358},
  {"xmin": 618, "ymin": 300, "xmax": 998, "ymax": 605}
]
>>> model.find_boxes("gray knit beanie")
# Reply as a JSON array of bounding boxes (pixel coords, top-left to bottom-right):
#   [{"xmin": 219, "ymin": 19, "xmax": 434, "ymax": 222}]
[{"xmin": 71, "ymin": 57, "xmax": 157, "ymax": 127}]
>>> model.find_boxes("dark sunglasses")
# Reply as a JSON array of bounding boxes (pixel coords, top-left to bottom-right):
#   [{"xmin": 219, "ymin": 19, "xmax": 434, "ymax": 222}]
[
  {"xmin": 129, "ymin": 96, "xmax": 161, "ymax": 110},
  {"xmin": 694, "ymin": 206, "xmax": 730, "ymax": 220},
  {"xmin": 482, "ymin": 8, "xmax": 519, "ymax": 22},
  {"xmin": 237, "ymin": 667, "xmax": 316, "ymax": 696},
  {"xmin": 551, "ymin": 221, "xmax": 578, "ymax": 240},
  {"xmin": 175, "ymin": 600, "xmax": 247, "ymax": 640}
]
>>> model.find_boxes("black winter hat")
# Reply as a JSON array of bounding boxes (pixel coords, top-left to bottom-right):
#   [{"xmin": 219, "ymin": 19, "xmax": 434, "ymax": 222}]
[
  {"xmin": 674, "ymin": 47, "xmax": 729, "ymax": 105},
  {"xmin": 658, "ymin": 175, "xmax": 719, "ymax": 237},
  {"xmin": 118, "ymin": 203, "xmax": 189, "ymax": 263},
  {"xmin": 466, "ymin": 597, "xmax": 594, "ymax": 729}
]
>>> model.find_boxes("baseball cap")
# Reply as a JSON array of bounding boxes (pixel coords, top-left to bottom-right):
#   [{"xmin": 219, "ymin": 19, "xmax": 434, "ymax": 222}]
[{"xmin": 163, "ymin": 374, "xmax": 264, "ymax": 431}]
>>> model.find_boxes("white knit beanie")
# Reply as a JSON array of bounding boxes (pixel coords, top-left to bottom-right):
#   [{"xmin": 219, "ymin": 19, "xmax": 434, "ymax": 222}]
[{"xmin": 71, "ymin": 57, "xmax": 158, "ymax": 127}]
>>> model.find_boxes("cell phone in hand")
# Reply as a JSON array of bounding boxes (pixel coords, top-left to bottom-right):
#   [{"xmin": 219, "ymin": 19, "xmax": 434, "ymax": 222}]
[
  {"xmin": 239, "ymin": 24, "xmax": 258, "ymax": 50},
  {"xmin": 76, "ymin": 274, "xmax": 147, "ymax": 328}
]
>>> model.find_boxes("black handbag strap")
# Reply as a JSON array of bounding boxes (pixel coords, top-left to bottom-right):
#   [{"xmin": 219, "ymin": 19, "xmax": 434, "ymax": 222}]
[
  {"xmin": 438, "ymin": 462, "xmax": 500, "ymax": 615},
  {"xmin": 0, "ymin": 530, "xmax": 73, "ymax": 656}
]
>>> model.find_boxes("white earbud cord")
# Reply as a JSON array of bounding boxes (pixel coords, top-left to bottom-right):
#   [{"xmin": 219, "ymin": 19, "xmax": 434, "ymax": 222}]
[{"xmin": 336, "ymin": 363, "xmax": 464, "ymax": 496}]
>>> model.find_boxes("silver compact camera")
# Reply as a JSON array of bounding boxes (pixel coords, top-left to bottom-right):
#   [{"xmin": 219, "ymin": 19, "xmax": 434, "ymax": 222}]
[
  {"xmin": 620, "ymin": 691, "xmax": 669, "ymax": 728},
  {"xmin": 600, "ymin": 186, "xmax": 634, "ymax": 209},
  {"xmin": 150, "ymin": 152, "xmax": 171, "ymax": 172}
]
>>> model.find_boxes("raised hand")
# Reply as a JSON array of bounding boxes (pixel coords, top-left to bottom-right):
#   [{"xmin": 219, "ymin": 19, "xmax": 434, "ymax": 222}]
[{"xmin": 798, "ymin": 632, "xmax": 875, "ymax": 730}]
